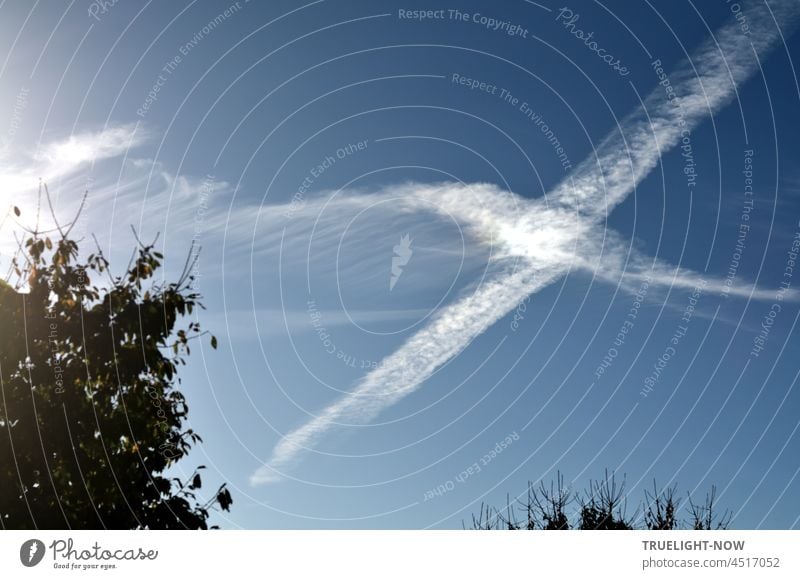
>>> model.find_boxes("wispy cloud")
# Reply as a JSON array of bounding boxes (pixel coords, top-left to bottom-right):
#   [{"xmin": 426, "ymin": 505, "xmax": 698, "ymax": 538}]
[
  {"xmin": 0, "ymin": 124, "xmax": 147, "ymax": 199},
  {"xmin": 580, "ymin": 229, "xmax": 787, "ymax": 302},
  {"xmin": 0, "ymin": 125, "xmax": 229, "ymax": 285},
  {"xmin": 547, "ymin": 0, "xmax": 799, "ymax": 218},
  {"xmin": 251, "ymin": 0, "xmax": 799, "ymax": 485}
]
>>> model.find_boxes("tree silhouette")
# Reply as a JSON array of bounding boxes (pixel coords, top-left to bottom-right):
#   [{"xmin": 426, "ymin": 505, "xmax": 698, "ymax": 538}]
[
  {"xmin": 577, "ymin": 471, "xmax": 633, "ymax": 530},
  {"xmin": 0, "ymin": 196, "xmax": 231, "ymax": 529},
  {"xmin": 469, "ymin": 471, "xmax": 729, "ymax": 531},
  {"xmin": 687, "ymin": 485, "xmax": 731, "ymax": 530},
  {"xmin": 517, "ymin": 471, "xmax": 571, "ymax": 530},
  {"xmin": 644, "ymin": 481, "xmax": 679, "ymax": 530}
]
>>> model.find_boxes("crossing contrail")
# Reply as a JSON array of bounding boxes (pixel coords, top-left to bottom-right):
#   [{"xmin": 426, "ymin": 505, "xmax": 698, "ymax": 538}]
[{"xmin": 251, "ymin": 0, "xmax": 798, "ymax": 484}]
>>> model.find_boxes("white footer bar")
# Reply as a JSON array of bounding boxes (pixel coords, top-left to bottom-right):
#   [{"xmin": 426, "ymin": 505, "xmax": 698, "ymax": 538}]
[{"xmin": 2, "ymin": 530, "xmax": 797, "ymax": 578}]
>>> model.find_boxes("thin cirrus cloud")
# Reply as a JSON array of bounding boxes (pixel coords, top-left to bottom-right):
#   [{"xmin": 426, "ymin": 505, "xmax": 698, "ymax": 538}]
[
  {"xmin": 250, "ymin": 0, "xmax": 799, "ymax": 485},
  {"xmin": 0, "ymin": 123, "xmax": 149, "ymax": 251},
  {"xmin": 0, "ymin": 123, "xmax": 147, "ymax": 199},
  {"xmin": 0, "ymin": 123, "xmax": 229, "ymax": 274},
  {"xmin": 0, "ymin": 124, "xmax": 149, "ymax": 265}
]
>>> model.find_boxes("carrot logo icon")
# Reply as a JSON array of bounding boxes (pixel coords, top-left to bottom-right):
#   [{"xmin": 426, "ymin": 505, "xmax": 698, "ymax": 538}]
[
  {"xmin": 390, "ymin": 234, "xmax": 413, "ymax": 291},
  {"xmin": 19, "ymin": 539, "xmax": 45, "ymax": 567}
]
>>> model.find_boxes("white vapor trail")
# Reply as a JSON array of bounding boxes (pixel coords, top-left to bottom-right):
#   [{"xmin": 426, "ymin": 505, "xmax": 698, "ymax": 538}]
[
  {"xmin": 251, "ymin": 0, "xmax": 798, "ymax": 484},
  {"xmin": 547, "ymin": 0, "xmax": 797, "ymax": 218}
]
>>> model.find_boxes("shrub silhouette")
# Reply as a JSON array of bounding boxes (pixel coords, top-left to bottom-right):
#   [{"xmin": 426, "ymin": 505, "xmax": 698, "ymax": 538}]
[
  {"xmin": 644, "ymin": 481, "xmax": 679, "ymax": 530},
  {"xmin": 0, "ymin": 197, "xmax": 231, "ymax": 528},
  {"xmin": 469, "ymin": 470, "xmax": 730, "ymax": 530},
  {"xmin": 577, "ymin": 472, "xmax": 632, "ymax": 530}
]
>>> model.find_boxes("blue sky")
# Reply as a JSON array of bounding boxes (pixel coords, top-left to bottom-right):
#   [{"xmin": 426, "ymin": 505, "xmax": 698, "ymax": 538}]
[{"xmin": 1, "ymin": 0, "xmax": 800, "ymax": 529}]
